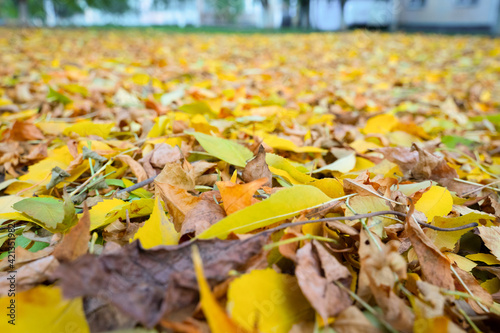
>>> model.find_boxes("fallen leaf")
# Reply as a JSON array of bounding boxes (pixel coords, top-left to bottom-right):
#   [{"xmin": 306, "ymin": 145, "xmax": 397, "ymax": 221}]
[
  {"xmin": 116, "ymin": 155, "xmax": 148, "ymax": 183},
  {"xmin": 0, "ymin": 285, "xmax": 89, "ymax": 332},
  {"xmin": 406, "ymin": 213, "xmax": 455, "ymax": 290},
  {"xmin": 53, "ymin": 203, "xmax": 91, "ymax": 261},
  {"xmin": 227, "ymin": 268, "xmax": 313, "ymax": 333},
  {"xmin": 217, "ymin": 178, "xmax": 268, "ymax": 215},
  {"xmin": 188, "ymin": 131, "xmax": 253, "ymax": 167},
  {"xmin": 132, "ymin": 196, "xmax": 179, "ymax": 248},
  {"xmin": 295, "ymin": 241, "xmax": 352, "ymax": 322},
  {"xmin": 358, "ymin": 231, "xmax": 414, "ymax": 332},
  {"xmin": 156, "ymin": 184, "xmax": 201, "ymax": 230},
  {"xmin": 198, "ymin": 185, "xmax": 332, "ymax": 239},
  {"xmin": 4, "ymin": 120, "xmax": 45, "ymax": 141},
  {"xmin": 242, "ymin": 145, "xmax": 272, "ymax": 187},
  {"xmin": 192, "ymin": 246, "xmax": 243, "ymax": 333},
  {"xmin": 333, "ymin": 306, "xmax": 383, "ymax": 333},
  {"xmin": 181, "ymin": 199, "xmax": 227, "ymax": 239},
  {"xmin": 414, "ymin": 186, "xmax": 453, "ymax": 222},
  {"xmin": 63, "ymin": 121, "xmax": 113, "ymax": 138},
  {"xmin": 477, "ymin": 226, "xmax": 500, "ymax": 261},
  {"xmin": 54, "ymin": 236, "xmax": 267, "ymax": 327}
]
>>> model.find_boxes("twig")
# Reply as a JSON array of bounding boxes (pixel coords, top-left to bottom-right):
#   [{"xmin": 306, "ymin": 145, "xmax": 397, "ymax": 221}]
[
  {"xmin": 116, "ymin": 175, "xmax": 156, "ymax": 194},
  {"xmin": 260, "ymin": 211, "xmax": 478, "ymax": 235},
  {"xmin": 460, "ymin": 179, "xmax": 500, "ymax": 196},
  {"xmin": 69, "ymin": 159, "xmax": 113, "ymax": 198}
]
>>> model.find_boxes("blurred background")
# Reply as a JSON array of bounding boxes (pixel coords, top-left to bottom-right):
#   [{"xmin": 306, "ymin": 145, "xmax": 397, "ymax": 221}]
[{"xmin": 0, "ymin": 0, "xmax": 499, "ymax": 34}]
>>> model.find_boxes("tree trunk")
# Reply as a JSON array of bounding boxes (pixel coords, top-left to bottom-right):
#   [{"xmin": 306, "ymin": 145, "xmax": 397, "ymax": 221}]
[
  {"xmin": 18, "ymin": 0, "xmax": 29, "ymax": 26},
  {"xmin": 493, "ymin": 0, "xmax": 500, "ymax": 36},
  {"xmin": 44, "ymin": 0, "xmax": 57, "ymax": 27},
  {"xmin": 390, "ymin": 0, "xmax": 400, "ymax": 32},
  {"xmin": 299, "ymin": 1, "xmax": 310, "ymax": 29},
  {"xmin": 339, "ymin": 0, "xmax": 346, "ymax": 31}
]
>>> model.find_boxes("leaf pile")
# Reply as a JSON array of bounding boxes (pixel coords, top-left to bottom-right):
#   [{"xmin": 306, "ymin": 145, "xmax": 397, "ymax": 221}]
[{"xmin": 1, "ymin": 29, "xmax": 500, "ymax": 332}]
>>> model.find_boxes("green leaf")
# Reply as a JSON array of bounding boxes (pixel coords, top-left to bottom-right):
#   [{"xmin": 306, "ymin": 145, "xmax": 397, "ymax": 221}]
[
  {"xmin": 179, "ymin": 101, "xmax": 215, "ymax": 115},
  {"xmin": 47, "ymin": 87, "xmax": 72, "ymax": 105},
  {"xmin": 198, "ymin": 185, "xmax": 333, "ymax": 239},
  {"xmin": 187, "ymin": 131, "xmax": 253, "ymax": 168},
  {"xmin": 441, "ymin": 135, "xmax": 478, "ymax": 149},
  {"xmin": 470, "ymin": 114, "xmax": 500, "ymax": 124},
  {"xmin": 13, "ymin": 196, "xmax": 76, "ymax": 233},
  {"xmin": 14, "ymin": 197, "xmax": 65, "ymax": 230}
]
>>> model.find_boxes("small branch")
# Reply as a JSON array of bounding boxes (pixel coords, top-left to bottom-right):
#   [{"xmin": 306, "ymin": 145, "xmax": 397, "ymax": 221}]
[
  {"xmin": 116, "ymin": 175, "xmax": 157, "ymax": 194},
  {"xmin": 261, "ymin": 211, "xmax": 478, "ymax": 235}
]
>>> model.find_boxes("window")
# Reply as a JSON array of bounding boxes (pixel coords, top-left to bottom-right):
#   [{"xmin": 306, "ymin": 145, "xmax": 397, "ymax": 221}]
[
  {"xmin": 407, "ymin": 0, "xmax": 426, "ymax": 9},
  {"xmin": 456, "ymin": 0, "xmax": 479, "ymax": 7}
]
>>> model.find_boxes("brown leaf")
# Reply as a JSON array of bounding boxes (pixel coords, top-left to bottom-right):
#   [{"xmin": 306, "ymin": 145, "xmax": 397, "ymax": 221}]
[
  {"xmin": 4, "ymin": 120, "xmax": 45, "ymax": 141},
  {"xmin": 156, "ymin": 184, "xmax": 201, "ymax": 230},
  {"xmin": 242, "ymin": 145, "xmax": 272, "ymax": 187},
  {"xmin": 378, "ymin": 144, "xmax": 469, "ymax": 194},
  {"xmin": 180, "ymin": 199, "xmax": 226, "ymax": 240},
  {"xmin": 0, "ymin": 256, "xmax": 59, "ymax": 296},
  {"xmin": 155, "ymin": 161, "xmax": 196, "ymax": 191},
  {"xmin": 480, "ymin": 196, "xmax": 500, "ymax": 223},
  {"xmin": 477, "ymin": 226, "xmax": 500, "ymax": 261},
  {"xmin": 0, "ymin": 245, "xmax": 54, "ymax": 271},
  {"xmin": 358, "ymin": 231, "xmax": 414, "ymax": 332},
  {"xmin": 53, "ymin": 204, "xmax": 91, "ymax": 262},
  {"xmin": 405, "ymin": 212, "xmax": 455, "ymax": 290},
  {"xmin": 140, "ymin": 143, "xmax": 182, "ymax": 170},
  {"xmin": 452, "ymin": 265, "xmax": 493, "ymax": 313},
  {"xmin": 413, "ymin": 281, "xmax": 465, "ymax": 333},
  {"xmin": 333, "ymin": 306, "xmax": 383, "ymax": 333},
  {"xmin": 295, "ymin": 240, "xmax": 352, "ymax": 322},
  {"xmin": 53, "ymin": 235, "xmax": 267, "ymax": 327},
  {"xmin": 116, "ymin": 155, "xmax": 148, "ymax": 183}
]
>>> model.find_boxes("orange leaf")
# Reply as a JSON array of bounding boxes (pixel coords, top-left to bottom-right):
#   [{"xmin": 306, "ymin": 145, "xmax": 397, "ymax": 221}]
[{"xmin": 217, "ymin": 178, "xmax": 268, "ymax": 215}]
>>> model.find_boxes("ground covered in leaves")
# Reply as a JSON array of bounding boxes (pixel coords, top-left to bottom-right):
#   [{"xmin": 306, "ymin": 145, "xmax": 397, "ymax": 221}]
[{"xmin": 1, "ymin": 29, "xmax": 500, "ymax": 333}]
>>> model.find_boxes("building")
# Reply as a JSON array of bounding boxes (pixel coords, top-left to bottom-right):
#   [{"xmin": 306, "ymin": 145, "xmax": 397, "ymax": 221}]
[{"xmin": 395, "ymin": 0, "xmax": 500, "ymax": 34}]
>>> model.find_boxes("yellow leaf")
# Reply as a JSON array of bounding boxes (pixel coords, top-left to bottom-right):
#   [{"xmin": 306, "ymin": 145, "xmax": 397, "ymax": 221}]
[
  {"xmin": 131, "ymin": 73, "xmax": 150, "ymax": 85},
  {"xmin": 63, "ymin": 121, "xmax": 113, "ymax": 138},
  {"xmin": 352, "ymin": 157, "xmax": 376, "ymax": 171},
  {"xmin": 481, "ymin": 278, "xmax": 500, "ymax": 294},
  {"xmin": 14, "ymin": 146, "xmax": 88, "ymax": 189},
  {"xmin": 198, "ymin": 185, "xmax": 332, "ymax": 239},
  {"xmin": 343, "ymin": 195, "xmax": 394, "ymax": 237},
  {"xmin": 307, "ymin": 178, "xmax": 344, "ymax": 198},
  {"xmin": 266, "ymin": 153, "xmax": 315, "ymax": 184},
  {"xmin": 0, "ymin": 195, "xmax": 24, "ymax": 214},
  {"xmin": 0, "ymin": 286, "xmax": 89, "ymax": 332},
  {"xmin": 189, "ymin": 131, "xmax": 253, "ymax": 168},
  {"xmin": 349, "ymin": 139, "xmax": 381, "ymax": 154},
  {"xmin": 363, "ymin": 114, "xmax": 399, "ymax": 134},
  {"xmin": 180, "ymin": 101, "xmax": 218, "ymax": 116},
  {"xmin": 133, "ymin": 196, "xmax": 179, "ymax": 248},
  {"xmin": 36, "ymin": 121, "xmax": 68, "ymax": 135},
  {"xmin": 227, "ymin": 268, "xmax": 313, "ymax": 333},
  {"xmin": 445, "ymin": 253, "xmax": 477, "ymax": 272},
  {"xmin": 192, "ymin": 246, "xmax": 242, "ymax": 333},
  {"xmin": 88, "ymin": 198, "xmax": 128, "ymax": 230},
  {"xmin": 313, "ymin": 153, "xmax": 356, "ymax": 174},
  {"xmin": 429, "ymin": 213, "xmax": 495, "ymax": 251},
  {"xmin": 415, "ymin": 186, "xmax": 453, "ymax": 222},
  {"xmin": 263, "ymin": 134, "xmax": 326, "ymax": 153},
  {"xmin": 466, "ymin": 253, "xmax": 500, "ymax": 265}
]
